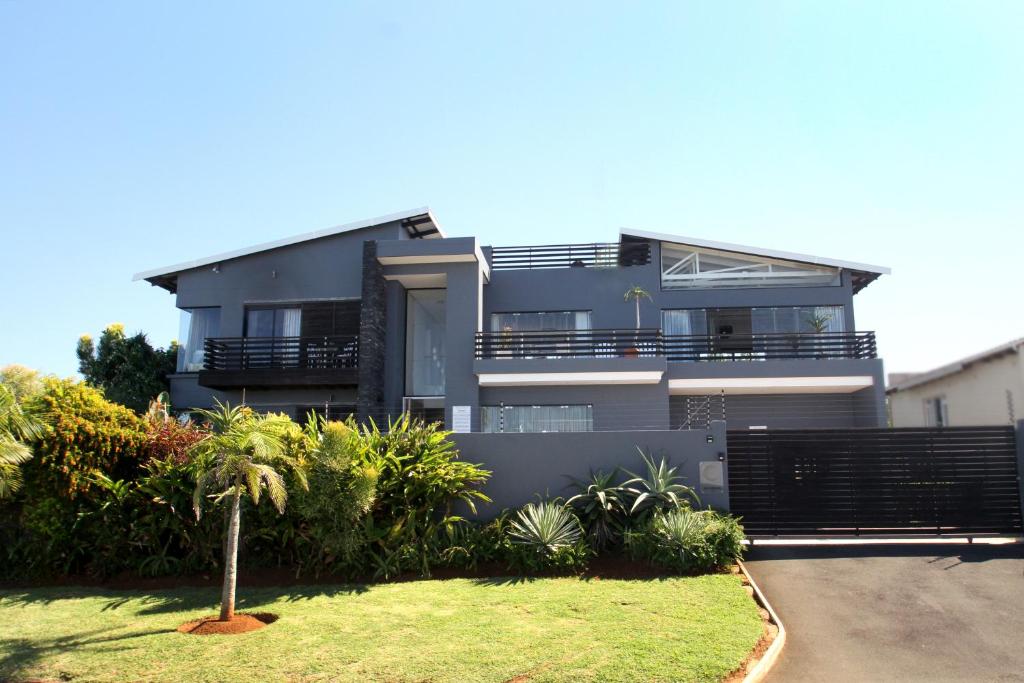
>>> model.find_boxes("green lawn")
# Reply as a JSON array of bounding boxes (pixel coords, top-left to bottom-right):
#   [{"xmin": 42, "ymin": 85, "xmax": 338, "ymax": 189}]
[{"xmin": 0, "ymin": 575, "xmax": 762, "ymax": 683}]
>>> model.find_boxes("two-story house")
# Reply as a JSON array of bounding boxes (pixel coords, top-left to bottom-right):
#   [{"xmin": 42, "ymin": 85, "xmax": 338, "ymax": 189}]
[{"xmin": 134, "ymin": 207, "xmax": 889, "ymax": 433}]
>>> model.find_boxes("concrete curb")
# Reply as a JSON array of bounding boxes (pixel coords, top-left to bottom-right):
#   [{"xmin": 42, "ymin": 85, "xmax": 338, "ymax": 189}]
[{"xmin": 737, "ymin": 559, "xmax": 786, "ymax": 683}]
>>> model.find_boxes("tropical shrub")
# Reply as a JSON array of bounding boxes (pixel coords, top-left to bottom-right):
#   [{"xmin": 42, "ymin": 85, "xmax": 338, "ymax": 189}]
[
  {"xmin": 292, "ymin": 420, "xmax": 378, "ymax": 575},
  {"xmin": 30, "ymin": 378, "xmax": 148, "ymax": 499},
  {"xmin": 621, "ymin": 448, "xmax": 699, "ymax": 521},
  {"xmin": 0, "ymin": 384, "xmax": 43, "ymax": 498},
  {"xmin": 506, "ymin": 501, "xmax": 591, "ymax": 574},
  {"xmin": 629, "ymin": 508, "xmax": 745, "ymax": 573},
  {"xmin": 429, "ymin": 512, "xmax": 511, "ymax": 571},
  {"xmin": 354, "ymin": 415, "xmax": 491, "ymax": 578},
  {"xmin": 566, "ymin": 469, "xmax": 629, "ymax": 550}
]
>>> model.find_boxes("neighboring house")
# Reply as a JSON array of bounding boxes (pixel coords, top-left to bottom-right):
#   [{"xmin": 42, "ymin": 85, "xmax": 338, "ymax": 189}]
[
  {"xmin": 887, "ymin": 338, "xmax": 1024, "ymax": 427},
  {"xmin": 133, "ymin": 207, "xmax": 890, "ymax": 432}
]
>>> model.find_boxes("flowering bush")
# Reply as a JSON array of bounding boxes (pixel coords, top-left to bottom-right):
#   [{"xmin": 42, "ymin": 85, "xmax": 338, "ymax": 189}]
[{"xmin": 30, "ymin": 378, "xmax": 148, "ymax": 498}]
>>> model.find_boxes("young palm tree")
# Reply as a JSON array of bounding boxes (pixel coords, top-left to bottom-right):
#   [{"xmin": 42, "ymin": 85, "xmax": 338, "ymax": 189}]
[
  {"xmin": 190, "ymin": 400, "xmax": 306, "ymax": 621},
  {"xmin": 623, "ymin": 285, "xmax": 652, "ymax": 329},
  {"xmin": 0, "ymin": 384, "xmax": 43, "ymax": 498}
]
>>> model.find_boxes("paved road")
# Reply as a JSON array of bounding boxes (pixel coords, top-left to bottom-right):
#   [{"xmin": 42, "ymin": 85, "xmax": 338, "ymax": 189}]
[{"xmin": 743, "ymin": 543, "xmax": 1024, "ymax": 682}]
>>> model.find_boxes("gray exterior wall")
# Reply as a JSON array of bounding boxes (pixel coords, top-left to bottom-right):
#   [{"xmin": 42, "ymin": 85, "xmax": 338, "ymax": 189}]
[{"xmin": 451, "ymin": 421, "xmax": 728, "ymax": 516}]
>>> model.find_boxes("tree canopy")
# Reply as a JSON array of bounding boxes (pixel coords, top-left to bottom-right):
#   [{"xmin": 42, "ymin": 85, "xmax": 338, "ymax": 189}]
[{"xmin": 76, "ymin": 324, "xmax": 177, "ymax": 414}]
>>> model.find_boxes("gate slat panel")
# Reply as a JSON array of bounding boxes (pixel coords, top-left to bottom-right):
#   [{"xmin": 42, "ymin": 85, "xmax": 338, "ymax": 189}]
[{"xmin": 727, "ymin": 427, "xmax": 1022, "ymax": 536}]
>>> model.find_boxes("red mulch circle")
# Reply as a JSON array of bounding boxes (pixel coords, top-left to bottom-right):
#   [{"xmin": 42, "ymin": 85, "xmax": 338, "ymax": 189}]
[{"xmin": 177, "ymin": 612, "xmax": 278, "ymax": 636}]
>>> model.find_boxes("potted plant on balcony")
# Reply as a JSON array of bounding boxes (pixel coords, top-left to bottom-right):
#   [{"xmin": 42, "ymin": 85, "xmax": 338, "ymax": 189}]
[{"xmin": 623, "ymin": 285, "xmax": 652, "ymax": 358}]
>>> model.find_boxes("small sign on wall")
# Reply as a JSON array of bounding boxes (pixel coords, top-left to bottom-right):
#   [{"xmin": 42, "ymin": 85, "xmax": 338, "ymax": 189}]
[{"xmin": 451, "ymin": 405, "xmax": 472, "ymax": 433}]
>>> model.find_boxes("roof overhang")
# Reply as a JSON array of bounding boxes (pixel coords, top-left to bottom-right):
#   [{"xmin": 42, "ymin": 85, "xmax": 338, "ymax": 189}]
[
  {"xmin": 887, "ymin": 338, "xmax": 1024, "ymax": 394},
  {"xmin": 620, "ymin": 228, "xmax": 890, "ymax": 294},
  {"xmin": 133, "ymin": 207, "xmax": 444, "ymax": 293}
]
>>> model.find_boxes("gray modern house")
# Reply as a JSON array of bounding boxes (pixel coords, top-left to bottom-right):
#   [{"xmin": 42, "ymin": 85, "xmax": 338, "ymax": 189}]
[{"xmin": 134, "ymin": 207, "xmax": 890, "ymax": 436}]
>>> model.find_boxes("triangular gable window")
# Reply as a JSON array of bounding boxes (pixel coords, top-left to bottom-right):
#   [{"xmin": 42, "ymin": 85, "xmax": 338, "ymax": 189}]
[{"xmin": 661, "ymin": 242, "xmax": 840, "ymax": 290}]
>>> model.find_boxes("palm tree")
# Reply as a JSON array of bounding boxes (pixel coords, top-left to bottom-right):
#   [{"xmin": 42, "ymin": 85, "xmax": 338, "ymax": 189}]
[
  {"xmin": 190, "ymin": 400, "xmax": 306, "ymax": 621},
  {"xmin": 0, "ymin": 384, "xmax": 43, "ymax": 499},
  {"xmin": 623, "ymin": 285, "xmax": 652, "ymax": 329}
]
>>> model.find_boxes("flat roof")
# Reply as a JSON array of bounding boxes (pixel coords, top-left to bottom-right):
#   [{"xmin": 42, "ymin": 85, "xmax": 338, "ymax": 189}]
[
  {"xmin": 619, "ymin": 228, "xmax": 890, "ymax": 293},
  {"xmin": 887, "ymin": 337, "xmax": 1024, "ymax": 393},
  {"xmin": 133, "ymin": 207, "xmax": 443, "ymax": 288}
]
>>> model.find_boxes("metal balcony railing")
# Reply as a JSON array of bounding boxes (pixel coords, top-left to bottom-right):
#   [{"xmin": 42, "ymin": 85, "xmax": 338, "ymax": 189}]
[
  {"xmin": 489, "ymin": 242, "xmax": 651, "ymax": 270},
  {"xmin": 203, "ymin": 335, "xmax": 359, "ymax": 371},
  {"xmin": 475, "ymin": 329, "xmax": 663, "ymax": 359},
  {"xmin": 664, "ymin": 331, "xmax": 877, "ymax": 361},
  {"xmin": 475, "ymin": 330, "xmax": 878, "ymax": 361}
]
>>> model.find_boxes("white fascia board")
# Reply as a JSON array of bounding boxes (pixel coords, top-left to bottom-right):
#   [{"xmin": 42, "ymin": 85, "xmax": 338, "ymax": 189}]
[
  {"xmin": 133, "ymin": 207, "xmax": 444, "ymax": 282},
  {"xmin": 478, "ymin": 371, "xmax": 664, "ymax": 387},
  {"xmin": 668, "ymin": 376, "xmax": 874, "ymax": 395},
  {"xmin": 378, "ymin": 254, "xmax": 477, "ymax": 265},
  {"xmin": 620, "ymin": 228, "xmax": 891, "ymax": 276}
]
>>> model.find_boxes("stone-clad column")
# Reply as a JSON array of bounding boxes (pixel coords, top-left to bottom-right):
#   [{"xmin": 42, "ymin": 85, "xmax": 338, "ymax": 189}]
[{"xmin": 357, "ymin": 240, "xmax": 387, "ymax": 424}]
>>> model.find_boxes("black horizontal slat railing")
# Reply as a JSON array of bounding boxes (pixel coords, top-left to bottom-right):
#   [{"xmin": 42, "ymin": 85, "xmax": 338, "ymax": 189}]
[
  {"xmin": 475, "ymin": 330, "xmax": 877, "ymax": 361},
  {"xmin": 728, "ymin": 426, "xmax": 1022, "ymax": 536},
  {"xmin": 203, "ymin": 335, "xmax": 359, "ymax": 371},
  {"xmin": 664, "ymin": 331, "xmax": 877, "ymax": 361},
  {"xmin": 475, "ymin": 329, "xmax": 662, "ymax": 359},
  {"xmin": 490, "ymin": 242, "xmax": 651, "ymax": 270}
]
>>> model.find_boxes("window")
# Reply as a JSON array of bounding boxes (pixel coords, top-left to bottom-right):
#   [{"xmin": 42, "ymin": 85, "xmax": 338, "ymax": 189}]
[
  {"xmin": 480, "ymin": 404, "xmax": 593, "ymax": 433},
  {"xmin": 925, "ymin": 397, "xmax": 949, "ymax": 427},
  {"xmin": 661, "ymin": 242, "xmax": 840, "ymax": 290},
  {"xmin": 406, "ymin": 290, "xmax": 446, "ymax": 396},
  {"xmin": 246, "ymin": 307, "xmax": 301, "ymax": 338},
  {"xmin": 490, "ymin": 311, "xmax": 592, "ymax": 332},
  {"xmin": 177, "ymin": 308, "xmax": 221, "ymax": 372},
  {"xmin": 751, "ymin": 306, "xmax": 845, "ymax": 334},
  {"xmin": 662, "ymin": 309, "xmax": 708, "ymax": 336}
]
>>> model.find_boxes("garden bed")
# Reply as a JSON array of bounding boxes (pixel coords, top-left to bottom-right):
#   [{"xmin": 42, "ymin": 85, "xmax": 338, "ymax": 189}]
[{"xmin": 0, "ymin": 574, "xmax": 762, "ymax": 682}]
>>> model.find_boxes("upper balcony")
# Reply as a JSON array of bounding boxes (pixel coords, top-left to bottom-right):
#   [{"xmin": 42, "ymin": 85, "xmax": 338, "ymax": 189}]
[
  {"xmin": 197, "ymin": 335, "xmax": 359, "ymax": 389},
  {"xmin": 475, "ymin": 329, "xmax": 877, "ymax": 361}
]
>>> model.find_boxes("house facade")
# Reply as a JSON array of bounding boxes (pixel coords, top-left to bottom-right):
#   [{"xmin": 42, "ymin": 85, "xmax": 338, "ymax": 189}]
[
  {"xmin": 888, "ymin": 338, "xmax": 1023, "ymax": 427},
  {"xmin": 134, "ymin": 207, "xmax": 889, "ymax": 434}
]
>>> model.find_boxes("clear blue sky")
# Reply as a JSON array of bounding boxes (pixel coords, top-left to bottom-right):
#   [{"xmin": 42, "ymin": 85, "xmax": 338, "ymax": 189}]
[{"xmin": 2, "ymin": 1, "xmax": 1021, "ymax": 378}]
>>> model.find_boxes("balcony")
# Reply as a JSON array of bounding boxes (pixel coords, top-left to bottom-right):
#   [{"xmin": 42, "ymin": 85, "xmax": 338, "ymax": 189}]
[
  {"xmin": 198, "ymin": 335, "xmax": 359, "ymax": 389},
  {"xmin": 489, "ymin": 242, "xmax": 651, "ymax": 270},
  {"xmin": 475, "ymin": 330, "xmax": 876, "ymax": 361}
]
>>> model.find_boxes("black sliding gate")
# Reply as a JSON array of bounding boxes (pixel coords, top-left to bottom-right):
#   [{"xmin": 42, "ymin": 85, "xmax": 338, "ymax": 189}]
[{"xmin": 728, "ymin": 427, "xmax": 1022, "ymax": 536}]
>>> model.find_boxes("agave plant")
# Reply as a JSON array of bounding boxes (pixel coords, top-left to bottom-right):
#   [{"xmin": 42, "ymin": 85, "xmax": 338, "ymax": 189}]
[
  {"xmin": 622, "ymin": 448, "xmax": 699, "ymax": 520},
  {"xmin": 566, "ymin": 469, "xmax": 628, "ymax": 550},
  {"xmin": 508, "ymin": 501, "xmax": 583, "ymax": 554}
]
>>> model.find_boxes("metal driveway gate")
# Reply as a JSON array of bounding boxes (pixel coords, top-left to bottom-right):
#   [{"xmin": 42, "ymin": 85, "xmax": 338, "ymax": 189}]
[{"xmin": 727, "ymin": 427, "xmax": 1022, "ymax": 536}]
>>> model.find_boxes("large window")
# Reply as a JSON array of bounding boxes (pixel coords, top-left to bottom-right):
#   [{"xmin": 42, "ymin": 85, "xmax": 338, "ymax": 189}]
[
  {"xmin": 662, "ymin": 306, "xmax": 845, "ymax": 337},
  {"xmin": 480, "ymin": 404, "xmax": 593, "ymax": 433},
  {"xmin": 406, "ymin": 290, "xmax": 446, "ymax": 396},
  {"xmin": 177, "ymin": 308, "xmax": 221, "ymax": 372},
  {"xmin": 246, "ymin": 307, "xmax": 301, "ymax": 338},
  {"xmin": 490, "ymin": 311, "xmax": 592, "ymax": 332},
  {"xmin": 661, "ymin": 242, "xmax": 840, "ymax": 290}
]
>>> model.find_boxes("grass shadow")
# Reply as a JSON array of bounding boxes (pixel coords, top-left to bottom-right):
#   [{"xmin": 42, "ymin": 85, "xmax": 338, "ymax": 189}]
[{"xmin": 0, "ymin": 627, "xmax": 171, "ymax": 680}]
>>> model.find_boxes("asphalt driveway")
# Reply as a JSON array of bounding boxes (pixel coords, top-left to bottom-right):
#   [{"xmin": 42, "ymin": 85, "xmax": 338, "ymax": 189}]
[{"xmin": 743, "ymin": 542, "xmax": 1024, "ymax": 682}]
